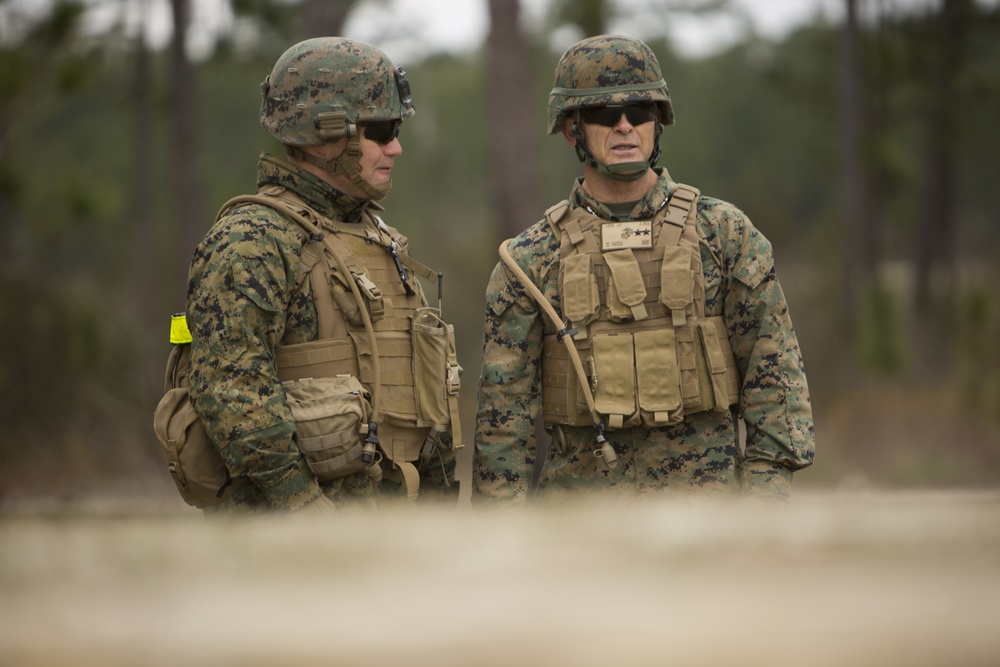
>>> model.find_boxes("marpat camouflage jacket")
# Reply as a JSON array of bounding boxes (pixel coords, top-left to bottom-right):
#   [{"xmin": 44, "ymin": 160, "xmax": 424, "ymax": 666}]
[
  {"xmin": 473, "ymin": 169, "xmax": 814, "ymax": 504},
  {"xmin": 186, "ymin": 153, "xmax": 454, "ymax": 511}
]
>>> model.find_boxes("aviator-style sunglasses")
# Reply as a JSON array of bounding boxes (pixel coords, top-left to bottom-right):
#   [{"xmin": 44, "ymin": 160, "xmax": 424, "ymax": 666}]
[
  {"xmin": 579, "ymin": 103, "xmax": 657, "ymax": 127},
  {"xmin": 362, "ymin": 119, "xmax": 402, "ymax": 144}
]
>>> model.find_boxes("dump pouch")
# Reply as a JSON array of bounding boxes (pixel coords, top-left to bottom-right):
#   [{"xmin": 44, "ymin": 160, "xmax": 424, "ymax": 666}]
[
  {"xmin": 152, "ymin": 329, "xmax": 248, "ymax": 507},
  {"xmin": 153, "ymin": 385, "xmax": 237, "ymax": 507}
]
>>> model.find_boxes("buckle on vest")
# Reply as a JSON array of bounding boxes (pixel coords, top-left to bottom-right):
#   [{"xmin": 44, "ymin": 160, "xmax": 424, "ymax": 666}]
[
  {"xmin": 349, "ymin": 266, "xmax": 383, "ymax": 302},
  {"xmin": 446, "ymin": 362, "xmax": 462, "ymax": 396}
]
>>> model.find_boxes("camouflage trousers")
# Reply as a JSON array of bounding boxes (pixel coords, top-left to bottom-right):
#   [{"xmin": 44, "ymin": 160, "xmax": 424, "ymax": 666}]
[
  {"xmin": 535, "ymin": 410, "xmax": 742, "ymax": 500},
  {"xmin": 204, "ymin": 456, "xmax": 458, "ymax": 515}
]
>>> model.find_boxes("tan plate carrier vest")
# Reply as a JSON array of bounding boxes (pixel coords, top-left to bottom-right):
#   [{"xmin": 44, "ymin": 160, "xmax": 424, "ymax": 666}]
[
  {"xmin": 506, "ymin": 184, "xmax": 741, "ymax": 434},
  {"xmin": 219, "ymin": 187, "xmax": 463, "ymax": 497}
]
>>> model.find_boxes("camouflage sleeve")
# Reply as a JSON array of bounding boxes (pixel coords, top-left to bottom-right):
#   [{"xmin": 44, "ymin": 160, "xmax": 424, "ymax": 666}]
[
  {"xmin": 708, "ymin": 203, "xmax": 815, "ymax": 499},
  {"xmin": 186, "ymin": 206, "xmax": 322, "ymax": 510},
  {"xmin": 471, "ymin": 258, "xmax": 545, "ymax": 505}
]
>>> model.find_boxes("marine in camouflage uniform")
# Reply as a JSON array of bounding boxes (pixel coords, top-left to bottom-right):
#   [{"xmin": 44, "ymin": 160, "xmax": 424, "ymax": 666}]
[
  {"xmin": 186, "ymin": 38, "xmax": 457, "ymax": 514},
  {"xmin": 473, "ymin": 35, "xmax": 814, "ymax": 504}
]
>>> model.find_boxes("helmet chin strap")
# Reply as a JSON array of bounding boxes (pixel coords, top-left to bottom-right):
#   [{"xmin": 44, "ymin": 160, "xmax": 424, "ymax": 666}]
[
  {"xmin": 288, "ymin": 129, "xmax": 392, "ymax": 201},
  {"xmin": 572, "ymin": 112, "xmax": 663, "ymax": 182}
]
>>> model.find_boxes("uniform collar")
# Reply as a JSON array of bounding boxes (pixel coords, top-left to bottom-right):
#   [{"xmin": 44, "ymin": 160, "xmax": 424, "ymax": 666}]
[
  {"xmin": 569, "ymin": 168, "xmax": 679, "ymax": 221},
  {"xmin": 256, "ymin": 152, "xmax": 373, "ymax": 224}
]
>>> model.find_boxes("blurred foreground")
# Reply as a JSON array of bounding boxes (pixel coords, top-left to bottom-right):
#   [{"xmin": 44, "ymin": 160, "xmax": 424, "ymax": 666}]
[{"xmin": 2, "ymin": 490, "xmax": 999, "ymax": 666}]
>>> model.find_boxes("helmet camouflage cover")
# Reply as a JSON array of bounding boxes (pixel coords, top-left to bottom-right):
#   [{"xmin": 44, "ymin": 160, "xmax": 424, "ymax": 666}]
[
  {"xmin": 260, "ymin": 37, "xmax": 414, "ymax": 147},
  {"xmin": 547, "ymin": 34, "xmax": 674, "ymax": 135}
]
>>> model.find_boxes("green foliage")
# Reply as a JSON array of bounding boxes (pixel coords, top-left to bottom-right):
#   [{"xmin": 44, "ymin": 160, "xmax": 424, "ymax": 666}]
[
  {"xmin": 856, "ymin": 283, "xmax": 907, "ymax": 375},
  {"xmin": 956, "ymin": 288, "xmax": 1000, "ymax": 417},
  {"xmin": 2, "ymin": 0, "xmax": 1000, "ymax": 487}
]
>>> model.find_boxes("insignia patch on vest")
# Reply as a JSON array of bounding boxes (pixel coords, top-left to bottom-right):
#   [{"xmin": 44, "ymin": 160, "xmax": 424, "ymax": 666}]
[{"xmin": 601, "ymin": 221, "xmax": 653, "ymax": 250}]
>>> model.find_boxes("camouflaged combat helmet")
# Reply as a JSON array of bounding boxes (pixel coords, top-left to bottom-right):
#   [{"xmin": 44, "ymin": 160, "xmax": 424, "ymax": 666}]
[
  {"xmin": 260, "ymin": 37, "xmax": 414, "ymax": 199},
  {"xmin": 548, "ymin": 35, "xmax": 674, "ymax": 181}
]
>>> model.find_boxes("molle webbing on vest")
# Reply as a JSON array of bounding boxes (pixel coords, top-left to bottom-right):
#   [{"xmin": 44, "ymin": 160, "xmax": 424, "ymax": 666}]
[
  {"xmin": 539, "ymin": 183, "xmax": 741, "ymax": 429},
  {"xmin": 540, "ymin": 316, "xmax": 739, "ymax": 427},
  {"xmin": 215, "ymin": 188, "xmax": 462, "ymax": 496}
]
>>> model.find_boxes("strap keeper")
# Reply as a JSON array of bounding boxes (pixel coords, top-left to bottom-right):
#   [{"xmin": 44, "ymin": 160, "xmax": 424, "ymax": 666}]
[
  {"xmin": 671, "ymin": 187, "xmax": 696, "ymax": 202},
  {"xmin": 564, "ymin": 219, "xmax": 586, "ymax": 247},
  {"xmin": 665, "ymin": 207, "xmax": 687, "ymax": 227},
  {"xmin": 629, "ymin": 303, "xmax": 648, "ymax": 322},
  {"xmin": 557, "ymin": 326, "xmax": 579, "ymax": 341}
]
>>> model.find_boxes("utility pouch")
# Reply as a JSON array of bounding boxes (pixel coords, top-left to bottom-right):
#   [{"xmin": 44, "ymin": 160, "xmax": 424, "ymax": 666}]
[
  {"xmin": 541, "ymin": 336, "xmax": 593, "ymax": 427},
  {"xmin": 152, "ymin": 319, "xmax": 247, "ymax": 507},
  {"xmin": 283, "ymin": 374, "xmax": 373, "ymax": 482},
  {"xmin": 699, "ymin": 316, "xmax": 740, "ymax": 411},
  {"xmin": 347, "ymin": 264, "xmax": 385, "ymax": 323},
  {"xmin": 559, "ymin": 253, "xmax": 599, "ymax": 328},
  {"xmin": 603, "ymin": 249, "xmax": 648, "ymax": 322},
  {"xmin": 634, "ymin": 328, "xmax": 683, "ymax": 425},
  {"xmin": 660, "ymin": 246, "xmax": 695, "ymax": 326},
  {"xmin": 332, "ymin": 278, "xmax": 365, "ymax": 327},
  {"xmin": 591, "ymin": 332, "xmax": 638, "ymax": 430},
  {"xmin": 411, "ymin": 307, "xmax": 463, "ymax": 449}
]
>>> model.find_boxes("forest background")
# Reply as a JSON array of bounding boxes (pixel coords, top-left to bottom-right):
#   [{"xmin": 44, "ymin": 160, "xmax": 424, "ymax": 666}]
[{"xmin": 1, "ymin": 0, "xmax": 999, "ymax": 507}]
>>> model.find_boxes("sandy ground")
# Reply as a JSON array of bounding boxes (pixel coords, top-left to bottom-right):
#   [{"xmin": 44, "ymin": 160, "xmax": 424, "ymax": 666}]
[{"xmin": 1, "ymin": 489, "xmax": 999, "ymax": 666}]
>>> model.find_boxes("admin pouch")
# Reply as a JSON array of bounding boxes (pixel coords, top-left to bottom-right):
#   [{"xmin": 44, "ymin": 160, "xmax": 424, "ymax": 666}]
[
  {"xmin": 282, "ymin": 374, "xmax": 374, "ymax": 482},
  {"xmin": 152, "ymin": 315, "xmax": 250, "ymax": 507}
]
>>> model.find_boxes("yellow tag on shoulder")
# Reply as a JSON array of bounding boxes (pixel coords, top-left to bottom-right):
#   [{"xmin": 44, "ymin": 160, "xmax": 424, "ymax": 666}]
[
  {"xmin": 601, "ymin": 221, "xmax": 652, "ymax": 251},
  {"xmin": 169, "ymin": 313, "xmax": 193, "ymax": 345}
]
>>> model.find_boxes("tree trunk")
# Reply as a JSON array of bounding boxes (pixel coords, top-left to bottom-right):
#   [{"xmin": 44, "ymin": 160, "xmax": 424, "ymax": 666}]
[
  {"xmin": 486, "ymin": 0, "xmax": 541, "ymax": 243},
  {"xmin": 300, "ymin": 0, "xmax": 356, "ymax": 38},
  {"xmin": 838, "ymin": 0, "xmax": 867, "ymax": 332},
  {"xmin": 554, "ymin": 0, "xmax": 611, "ymax": 37},
  {"xmin": 914, "ymin": 0, "xmax": 968, "ymax": 314},
  {"xmin": 131, "ymin": 23, "xmax": 159, "ymax": 393},
  {"xmin": 169, "ymin": 0, "xmax": 206, "ymax": 305}
]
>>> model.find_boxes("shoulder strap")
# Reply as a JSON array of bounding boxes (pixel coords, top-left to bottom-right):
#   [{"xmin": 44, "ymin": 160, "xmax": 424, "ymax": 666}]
[
  {"xmin": 655, "ymin": 183, "xmax": 700, "ymax": 249},
  {"xmin": 216, "ymin": 191, "xmax": 386, "ymax": 425},
  {"xmin": 543, "ymin": 199, "xmax": 570, "ymax": 234}
]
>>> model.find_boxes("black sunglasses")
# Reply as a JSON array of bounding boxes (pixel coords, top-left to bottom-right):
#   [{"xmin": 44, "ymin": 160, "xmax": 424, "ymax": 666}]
[
  {"xmin": 579, "ymin": 103, "xmax": 657, "ymax": 127},
  {"xmin": 362, "ymin": 119, "xmax": 402, "ymax": 145}
]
